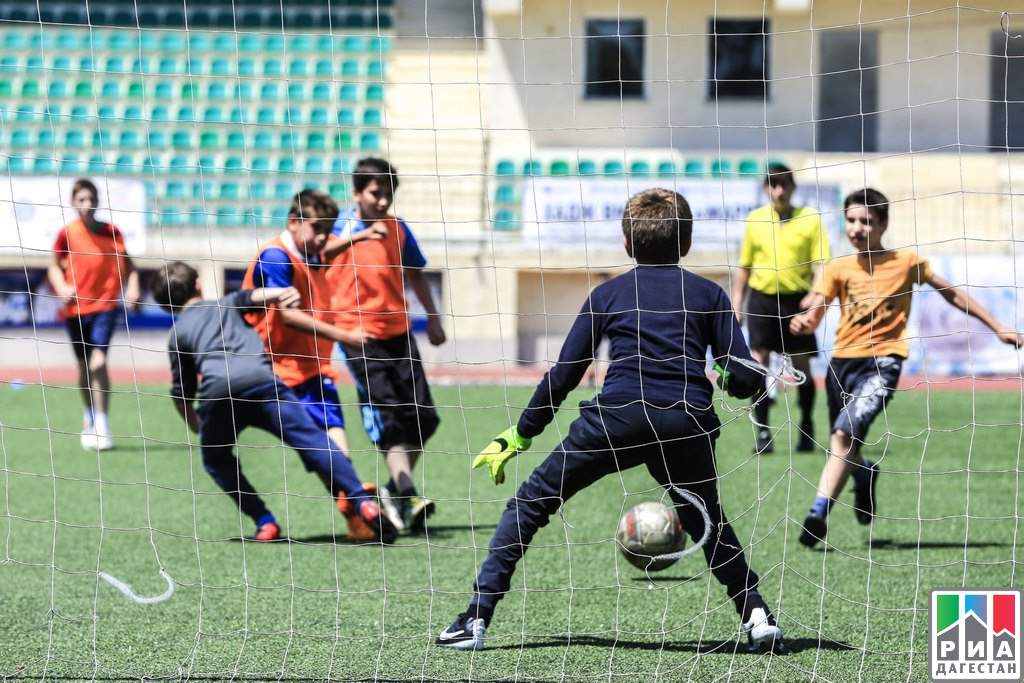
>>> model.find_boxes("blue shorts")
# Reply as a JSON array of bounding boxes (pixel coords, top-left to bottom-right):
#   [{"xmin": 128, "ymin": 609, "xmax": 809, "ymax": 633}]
[
  {"xmin": 65, "ymin": 308, "xmax": 118, "ymax": 361},
  {"xmin": 289, "ymin": 376, "xmax": 346, "ymax": 431}
]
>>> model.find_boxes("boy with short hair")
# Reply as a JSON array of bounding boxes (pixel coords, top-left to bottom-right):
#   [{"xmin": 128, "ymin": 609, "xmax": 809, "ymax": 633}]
[
  {"xmin": 326, "ymin": 157, "xmax": 447, "ymax": 533},
  {"xmin": 436, "ymin": 188, "xmax": 783, "ymax": 653},
  {"xmin": 789, "ymin": 188, "xmax": 1023, "ymax": 547},
  {"xmin": 48, "ymin": 178, "xmax": 141, "ymax": 451},
  {"xmin": 243, "ymin": 189, "xmax": 389, "ymax": 539},
  {"xmin": 151, "ymin": 261, "xmax": 395, "ymax": 543}
]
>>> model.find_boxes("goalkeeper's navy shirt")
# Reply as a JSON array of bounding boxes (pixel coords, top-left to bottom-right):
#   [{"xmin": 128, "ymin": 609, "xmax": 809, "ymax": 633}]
[
  {"xmin": 517, "ymin": 265, "xmax": 762, "ymax": 439},
  {"xmin": 167, "ymin": 289, "xmax": 279, "ymax": 402}
]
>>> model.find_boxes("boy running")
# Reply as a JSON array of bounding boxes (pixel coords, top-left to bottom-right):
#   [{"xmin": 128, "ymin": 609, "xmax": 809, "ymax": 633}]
[
  {"xmin": 436, "ymin": 188, "xmax": 783, "ymax": 653},
  {"xmin": 790, "ymin": 188, "xmax": 1023, "ymax": 547}
]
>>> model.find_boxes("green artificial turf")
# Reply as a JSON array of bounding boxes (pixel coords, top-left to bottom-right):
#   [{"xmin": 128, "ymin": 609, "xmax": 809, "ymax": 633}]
[{"xmin": 1, "ymin": 380, "xmax": 1022, "ymax": 681}]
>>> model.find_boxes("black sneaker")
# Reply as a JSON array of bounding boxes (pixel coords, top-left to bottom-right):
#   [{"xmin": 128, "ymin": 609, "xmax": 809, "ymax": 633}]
[
  {"xmin": 357, "ymin": 500, "xmax": 398, "ymax": 544},
  {"xmin": 405, "ymin": 496, "xmax": 436, "ymax": 533},
  {"xmin": 853, "ymin": 462, "xmax": 880, "ymax": 525},
  {"xmin": 796, "ymin": 424, "xmax": 815, "ymax": 452},
  {"xmin": 754, "ymin": 430, "xmax": 774, "ymax": 455},
  {"xmin": 436, "ymin": 612, "xmax": 486, "ymax": 650},
  {"xmin": 799, "ymin": 511, "xmax": 827, "ymax": 548}
]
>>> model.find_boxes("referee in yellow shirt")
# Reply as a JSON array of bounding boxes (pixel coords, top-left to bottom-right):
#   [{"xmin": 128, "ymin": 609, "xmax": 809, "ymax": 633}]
[{"xmin": 732, "ymin": 163, "xmax": 830, "ymax": 455}]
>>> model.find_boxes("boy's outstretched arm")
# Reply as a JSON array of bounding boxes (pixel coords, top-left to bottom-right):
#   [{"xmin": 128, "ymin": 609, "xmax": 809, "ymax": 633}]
[
  {"xmin": 929, "ymin": 273, "xmax": 1024, "ymax": 348},
  {"xmin": 789, "ymin": 298, "xmax": 827, "ymax": 337}
]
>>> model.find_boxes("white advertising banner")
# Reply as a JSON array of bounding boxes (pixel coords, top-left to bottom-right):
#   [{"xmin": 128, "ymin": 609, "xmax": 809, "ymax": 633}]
[
  {"xmin": 520, "ymin": 177, "xmax": 841, "ymax": 252},
  {"xmin": 0, "ymin": 176, "xmax": 147, "ymax": 256}
]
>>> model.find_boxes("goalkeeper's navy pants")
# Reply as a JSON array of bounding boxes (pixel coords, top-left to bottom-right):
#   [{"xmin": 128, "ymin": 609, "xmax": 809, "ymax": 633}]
[
  {"xmin": 198, "ymin": 380, "xmax": 369, "ymax": 523},
  {"xmin": 471, "ymin": 400, "xmax": 761, "ymax": 615}
]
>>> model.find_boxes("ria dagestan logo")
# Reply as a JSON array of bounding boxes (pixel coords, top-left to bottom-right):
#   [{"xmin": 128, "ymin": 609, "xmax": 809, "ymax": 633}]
[{"xmin": 930, "ymin": 589, "xmax": 1022, "ymax": 681}]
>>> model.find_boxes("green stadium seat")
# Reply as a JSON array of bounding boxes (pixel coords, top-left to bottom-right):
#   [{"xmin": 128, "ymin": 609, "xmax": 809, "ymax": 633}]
[
  {"xmin": 64, "ymin": 130, "xmax": 85, "ymax": 148},
  {"xmin": 577, "ymin": 160, "xmax": 597, "ymax": 175},
  {"xmin": 69, "ymin": 105, "xmax": 89, "ymax": 122},
  {"xmin": 254, "ymin": 132, "xmax": 273, "ymax": 149},
  {"xmin": 288, "ymin": 59, "xmax": 308, "ymax": 77},
  {"xmin": 493, "ymin": 209, "xmax": 517, "ymax": 231},
  {"xmin": 148, "ymin": 131, "xmax": 167, "ymax": 148},
  {"xmin": 523, "ymin": 159, "xmax": 542, "ymax": 176},
  {"xmin": 203, "ymin": 106, "xmax": 223, "ymax": 122},
  {"xmin": 260, "ymin": 83, "xmax": 280, "ymax": 100},
  {"xmin": 151, "ymin": 106, "xmax": 170, "ymax": 121},
  {"xmin": 15, "ymin": 106, "xmax": 37, "ymax": 122},
  {"xmin": 277, "ymin": 157, "xmax": 295, "ymax": 173},
  {"xmin": 128, "ymin": 81, "xmax": 144, "ymax": 98},
  {"xmin": 34, "ymin": 156, "xmax": 55, "ymax": 173},
  {"xmin": 367, "ymin": 60, "xmax": 384, "ymax": 78},
  {"xmin": 119, "ymin": 131, "xmax": 140, "ymax": 148},
  {"xmin": 738, "ymin": 158, "xmax": 761, "ymax": 177},
  {"xmin": 45, "ymin": 81, "xmax": 64, "ymax": 98},
  {"xmin": 60, "ymin": 156, "xmax": 82, "ymax": 174},
  {"xmin": 312, "ymin": 83, "xmax": 330, "ymax": 102},
  {"xmin": 657, "ymin": 160, "xmax": 678, "ymax": 177},
  {"xmin": 0, "ymin": 56, "xmax": 16, "ymax": 73},
  {"xmin": 198, "ymin": 156, "xmax": 216, "ymax": 173},
  {"xmin": 210, "ymin": 59, "xmax": 230, "ymax": 77},
  {"xmin": 263, "ymin": 59, "xmax": 282, "ymax": 77},
  {"xmin": 314, "ymin": 60, "xmax": 333, "ymax": 78},
  {"xmin": 337, "ymin": 108, "xmax": 356, "ymax": 126},
  {"xmin": 307, "ymin": 132, "xmax": 326, "ymax": 150},
  {"xmin": 603, "ymin": 160, "xmax": 625, "ymax": 175},
  {"xmin": 230, "ymin": 107, "xmax": 248, "ymax": 123},
  {"xmin": 365, "ymin": 83, "xmax": 384, "ymax": 102},
  {"xmin": 200, "ymin": 132, "xmax": 219, "ymax": 149},
  {"xmin": 0, "ymin": 80, "xmax": 11, "ymax": 97},
  {"xmin": 158, "ymin": 58, "xmax": 177, "ymax": 75},
  {"xmin": 101, "ymin": 82, "xmax": 120, "ymax": 97},
  {"xmin": 155, "ymin": 82, "xmax": 173, "ymax": 99},
  {"xmin": 495, "ymin": 159, "xmax": 516, "ymax": 175},
  {"xmin": 341, "ymin": 60, "xmax": 360, "ymax": 77},
  {"xmin": 124, "ymin": 106, "xmax": 143, "ymax": 120},
  {"xmin": 287, "ymin": 83, "xmax": 306, "ymax": 100},
  {"xmin": 177, "ymin": 107, "xmax": 195, "ymax": 122},
  {"xmin": 224, "ymin": 157, "xmax": 244, "ymax": 174},
  {"xmin": 363, "ymin": 109, "xmax": 382, "ymax": 126},
  {"xmin": 710, "ymin": 159, "xmax": 732, "ymax": 177},
  {"xmin": 93, "ymin": 130, "xmax": 112, "ymax": 147},
  {"xmin": 309, "ymin": 108, "xmax": 328, "ymax": 125},
  {"xmin": 360, "ymin": 132, "xmax": 380, "ymax": 149},
  {"xmin": 339, "ymin": 84, "xmax": 359, "ymax": 102},
  {"xmin": 334, "ymin": 131, "xmax": 353, "ymax": 150},
  {"xmin": 172, "ymin": 131, "xmax": 191, "ymax": 149},
  {"xmin": 549, "ymin": 160, "xmax": 570, "ymax": 176},
  {"xmin": 252, "ymin": 157, "xmax": 271, "ymax": 173},
  {"xmin": 226, "ymin": 131, "xmax": 245, "ymax": 149},
  {"xmin": 257, "ymin": 108, "xmax": 275, "ymax": 125}
]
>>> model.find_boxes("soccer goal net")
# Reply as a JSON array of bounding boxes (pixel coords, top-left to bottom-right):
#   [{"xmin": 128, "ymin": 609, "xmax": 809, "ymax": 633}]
[{"xmin": 1, "ymin": 2, "xmax": 1023, "ymax": 680}]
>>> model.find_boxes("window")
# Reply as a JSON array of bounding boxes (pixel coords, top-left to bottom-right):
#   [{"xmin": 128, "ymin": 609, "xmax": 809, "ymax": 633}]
[
  {"xmin": 585, "ymin": 19, "xmax": 644, "ymax": 99},
  {"xmin": 708, "ymin": 19, "xmax": 769, "ymax": 100}
]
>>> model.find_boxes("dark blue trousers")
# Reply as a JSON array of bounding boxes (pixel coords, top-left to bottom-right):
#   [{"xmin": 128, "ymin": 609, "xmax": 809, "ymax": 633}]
[
  {"xmin": 471, "ymin": 401, "xmax": 761, "ymax": 615},
  {"xmin": 198, "ymin": 381, "xmax": 368, "ymax": 523}
]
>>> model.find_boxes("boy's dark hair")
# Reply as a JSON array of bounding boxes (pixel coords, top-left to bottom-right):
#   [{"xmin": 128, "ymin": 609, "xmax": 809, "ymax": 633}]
[
  {"xmin": 72, "ymin": 178, "xmax": 98, "ymax": 199},
  {"xmin": 289, "ymin": 188, "xmax": 340, "ymax": 222},
  {"xmin": 844, "ymin": 187, "xmax": 890, "ymax": 225},
  {"xmin": 150, "ymin": 261, "xmax": 199, "ymax": 311},
  {"xmin": 764, "ymin": 163, "xmax": 795, "ymax": 188},
  {"xmin": 352, "ymin": 157, "xmax": 399, "ymax": 193},
  {"xmin": 622, "ymin": 188, "xmax": 693, "ymax": 263}
]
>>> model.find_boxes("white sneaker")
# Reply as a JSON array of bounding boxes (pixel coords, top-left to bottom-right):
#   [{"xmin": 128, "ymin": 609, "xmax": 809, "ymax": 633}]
[
  {"xmin": 377, "ymin": 487, "xmax": 405, "ymax": 531},
  {"xmin": 80, "ymin": 425, "xmax": 97, "ymax": 451},
  {"xmin": 743, "ymin": 607, "xmax": 784, "ymax": 654},
  {"xmin": 96, "ymin": 433, "xmax": 114, "ymax": 451}
]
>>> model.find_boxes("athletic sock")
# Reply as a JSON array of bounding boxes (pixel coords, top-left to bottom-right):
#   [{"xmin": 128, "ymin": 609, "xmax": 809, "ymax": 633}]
[
  {"xmin": 810, "ymin": 496, "xmax": 833, "ymax": 519},
  {"xmin": 851, "ymin": 459, "xmax": 875, "ymax": 490},
  {"xmin": 798, "ymin": 382, "xmax": 816, "ymax": 426},
  {"xmin": 83, "ymin": 408, "xmax": 95, "ymax": 429},
  {"xmin": 737, "ymin": 590, "xmax": 767, "ymax": 621},
  {"xmin": 385, "ymin": 479, "xmax": 398, "ymax": 495},
  {"xmin": 467, "ymin": 603, "xmax": 493, "ymax": 625},
  {"xmin": 94, "ymin": 412, "xmax": 110, "ymax": 436}
]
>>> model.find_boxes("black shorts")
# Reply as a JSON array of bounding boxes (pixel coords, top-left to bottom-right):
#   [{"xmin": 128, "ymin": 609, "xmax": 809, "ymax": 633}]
[
  {"xmin": 340, "ymin": 332, "xmax": 440, "ymax": 451},
  {"xmin": 745, "ymin": 289, "xmax": 818, "ymax": 355},
  {"xmin": 826, "ymin": 355, "xmax": 903, "ymax": 442}
]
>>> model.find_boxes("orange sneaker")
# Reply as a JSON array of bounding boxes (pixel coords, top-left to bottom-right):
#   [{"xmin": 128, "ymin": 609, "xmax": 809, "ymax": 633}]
[
  {"xmin": 345, "ymin": 514, "xmax": 378, "ymax": 542},
  {"xmin": 337, "ymin": 482, "xmax": 377, "ymax": 516},
  {"xmin": 254, "ymin": 521, "xmax": 280, "ymax": 541}
]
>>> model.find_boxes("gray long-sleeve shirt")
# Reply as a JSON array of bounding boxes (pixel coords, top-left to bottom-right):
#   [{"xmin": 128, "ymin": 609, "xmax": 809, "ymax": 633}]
[{"xmin": 168, "ymin": 289, "xmax": 278, "ymax": 401}]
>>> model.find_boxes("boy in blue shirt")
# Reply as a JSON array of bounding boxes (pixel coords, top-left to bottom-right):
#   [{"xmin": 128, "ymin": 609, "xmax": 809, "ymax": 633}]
[
  {"xmin": 436, "ymin": 188, "xmax": 783, "ymax": 653},
  {"xmin": 151, "ymin": 261, "xmax": 396, "ymax": 543}
]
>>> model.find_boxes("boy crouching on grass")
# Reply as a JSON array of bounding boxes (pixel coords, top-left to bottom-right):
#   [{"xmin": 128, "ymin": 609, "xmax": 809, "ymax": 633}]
[
  {"xmin": 437, "ymin": 188, "xmax": 783, "ymax": 653},
  {"xmin": 789, "ymin": 188, "xmax": 1023, "ymax": 548},
  {"xmin": 151, "ymin": 261, "xmax": 396, "ymax": 544}
]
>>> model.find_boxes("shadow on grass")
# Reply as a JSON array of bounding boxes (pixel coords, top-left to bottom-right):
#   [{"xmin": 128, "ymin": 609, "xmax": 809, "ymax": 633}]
[
  {"xmin": 627, "ymin": 575, "xmax": 699, "ymax": 582},
  {"xmin": 869, "ymin": 538, "xmax": 1013, "ymax": 550},
  {"xmin": 487, "ymin": 634, "xmax": 854, "ymax": 655}
]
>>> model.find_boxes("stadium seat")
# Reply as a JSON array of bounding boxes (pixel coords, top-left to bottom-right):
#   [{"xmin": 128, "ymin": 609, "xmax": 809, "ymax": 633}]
[
  {"xmin": 365, "ymin": 83, "xmax": 384, "ymax": 101},
  {"xmin": 0, "ymin": 55, "xmax": 15, "ymax": 73},
  {"xmin": 343, "ymin": 36, "xmax": 365, "ymax": 52},
  {"xmin": 5, "ymin": 156, "xmax": 26, "ymax": 173},
  {"xmin": 139, "ymin": 32, "xmax": 159, "ymax": 51},
  {"xmin": 280, "ymin": 131, "xmax": 299, "ymax": 149},
  {"xmin": 257, "ymin": 108, "xmax": 275, "ymax": 125},
  {"xmin": 104, "ymin": 57, "xmax": 125, "ymax": 73},
  {"xmin": 234, "ymin": 83, "xmax": 253, "ymax": 100},
  {"xmin": 341, "ymin": 60, "xmax": 360, "ymax": 77},
  {"xmin": 360, "ymin": 132, "xmax": 380, "ymax": 150},
  {"xmin": 226, "ymin": 131, "xmax": 245, "ymax": 149},
  {"xmin": 710, "ymin": 159, "xmax": 732, "ymax": 177},
  {"xmin": 46, "ymin": 81, "xmax": 66, "ymax": 98},
  {"xmin": 188, "ymin": 33, "xmax": 210, "ymax": 52},
  {"xmin": 337, "ymin": 108, "xmax": 356, "ymax": 126},
  {"xmin": 64, "ymin": 129, "xmax": 86, "ymax": 148},
  {"xmin": 254, "ymin": 132, "xmax": 273, "ymax": 149},
  {"xmin": 177, "ymin": 107, "xmax": 195, "ymax": 122},
  {"xmin": 227, "ymin": 107, "xmax": 247, "ymax": 124},
  {"xmin": 210, "ymin": 59, "xmax": 230, "ymax": 77},
  {"xmin": 158, "ymin": 58, "xmax": 177, "ymax": 75},
  {"xmin": 603, "ymin": 160, "xmax": 625, "ymax": 175},
  {"xmin": 239, "ymin": 34, "xmax": 261, "ymax": 52},
  {"xmin": 237, "ymin": 59, "xmax": 256, "ymax": 77},
  {"xmin": 495, "ymin": 159, "xmax": 516, "ymax": 175},
  {"xmin": 60, "ymin": 156, "xmax": 82, "ymax": 174},
  {"xmin": 52, "ymin": 56, "xmax": 72, "ymax": 71},
  {"xmin": 200, "ymin": 132, "xmax": 219, "ymax": 149},
  {"xmin": 165, "ymin": 181, "xmax": 185, "ymax": 199},
  {"xmin": 367, "ymin": 60, "xmax": 385, "ymax": 79},
  {"xmin": 738, "ymin": 158, "xmax": 761, "ymax": 177},
  {"xmin": 288, "ymin": 59, "xmax": 308, "ymax": 77},
  {"xmin": 224, "ymin": 156, "xmax": 244, "ymax": 174},
  {"xmin": 154, "ymin": 83, "xmax": 173, "ymax": 99},
  {"xmin": 220, "ymin": 182, "xmax": 240, "ymax": 199},
  {"xmin": 493, "ymin": 209, "xmax": 517, "ymax": 231},
  {"xmin": 181, "ymin": 83, "xmax": 197, "ymax": 99},
  {"xmin": 113, "ymin": 154, "xmax": 135, "ymax": 172},
  {"xmin": 124, "ymin": 106, "xmax": 143, "ymax": 120},
  {"xmin": 86, "ymin": 154, "xmax": 105, "ymax": 173},
  {"xmin": 186, "ymin": 58, "xmax": 204, "ymax": 76},
  {"xmin": 249, "ymin": 182, "xmax": 269, "ymax": 199},
  {"xmin": 77, "ymin": 56, "xmax": 94, "ymax": 72},
  {"xmin": 305, "ymin": 157, "xmax": 324, "ymax": 173},
  {"xmin": 119, "ymin": 130, "xmax": 140, "ymax": 148},
  {"xmin": 368, "ymin": 36, "xmax": 392, "ymax": 53},
  {"xmin": 309, "ymin": 108, "xmax": 328, "ymax": 125},
  {"xmin": 197, "ymin": 156, "xmax": 216, "ymax": 173},
  {"xmin": 148, "ymin": 131, "xmax": 167, "ymax": 148},
  {"xmin": 277, "ymin": 157, "xmax": 296, "ymax": 173},
  {"xmin": 315, "ymin": 35, "xmax": 338, "ymax": 53},
  {"xmin": 207, "ymin": 83, "xmax": 227, "ymax": 100},
  {"xmin": 0, "ymin": 80, "xmax": 11, "ymax": 97},
  {"xmin": 315, "ymin": 60, "xmax": 333, "ymax": 78},
  {"xmin": 131, "ymin": 59, "xmax": 151, "ymax": 75},
  {"xmin": 251, "ymin": 157, "xmax": 271, "ymax": 173},
  {"xmin": 577, "ymin": 160, "xmax": 598, "ymax": 175},
  {"xmin": 57, "ymin": 33, "xmax": 78, "ymax": 50},
  {"xmin": 101, "ymin": 82, "xmax": 120, "ymax": 98},
  {"xmin": 15, "ymin": 106, "xmax": 37, "ymax": 122},
  {"xmin": 363, "ymin": 109, "xmax": 382, "ymax": 126},
  {"xmin": 168, "ymin": 155, "xmax": 190, "ymax": 172},
  {"xmin": 203, "ymin": 106, "xmax": 223, "ymax": 122},
  {"xmin": 523, "ymin": 159, "xmax": 542, "ymax": 176},
  {"xmin": 37, "ymin": 130, "xmax": 55, "ymax": 147},
  {"xmin": 93, "ymin": 130, "xmax": 112, "ymax": 148},
  {"xmin": 161, "ymin": 33, "xmax": 186, "ymax": 51},
  {"xmin": 263, "ymin": 59, "xmax": 283, "ymax": 77},
  {"xmin": 69, "ymin": 105, "xmax": 89, "ymax": 122},
  {"xmin": 549, "ymin": 160, "xmax": 570, "ymax": 176},
  {"xmin": 265, "ymin": 34, "xmax": 285, "ymax": 52},
  {"xmin": 495, "ymin": 184, "xmax": 516, "ymax": 203},
  {"xmin": 273, "ymin": 182, "xmax": 293, "ymax": 200},
  {"xmin": 151, "ymin": 106, "xmax": 170, "ymax": 121},
  {"xmin": 312, "ymin": 83, "xmax": 331, "ymax": 102},
  {"xmin": 172, "ymin": 132, "xmax": 191, "ymax": 149},
  {"xmin": 339, "ymin": 84, "xmax": 359, "ymax": 102},
  {"xmin": 332, "ymin": 157, "xmax": 353, "ymax": 174},
  {"xmin": 307, "ymin": 132, "xmax": 326, "ymax": 150},
  {"xmin": 287, "ymin": 83, "xmax": 306, "ymax": 101},
  {"xmin": 657, "ymin": 160, "xmax": 678, "ymax": 177},
  {"xmin": 286, "ymin": 106, "xmax": 303, "ymax": 125},
  {"xmin": 34, "ymin": 156, "xmax": 55, "ymax": 173},
  {"xmin": 213, "ymin": 34, "xmax": 236, "ymax": 52},
  {"xmin": 9, "ymin": 130, "xmax": 29, "ymax": 148},
  {"xmin": 334, "ymin": 131, "xmax": 353, "ymax": 150},
  {"xmin": 260, "ymin": 83, "xmax": 280, "ymax": 100},
  {"xmin": 128, "ymin": 81, "xmax": 144, "ymax": 98},
  {"xmin": 3, "ymin": 33, "xmax": 26, "ymax": 49}
]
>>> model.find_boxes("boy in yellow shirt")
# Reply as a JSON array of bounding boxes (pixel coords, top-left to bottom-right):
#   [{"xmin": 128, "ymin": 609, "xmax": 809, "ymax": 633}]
[{"xmin": 789, "ymin": 188, "xmax": 1023, "ymax": 547}]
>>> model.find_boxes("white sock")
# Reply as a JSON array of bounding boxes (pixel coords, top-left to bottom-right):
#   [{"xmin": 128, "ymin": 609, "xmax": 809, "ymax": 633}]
[
  {"xmin": 83, "ymin": 408, "xmax": 95, "ymax": 430},
  {"xmin": 95, "ymin": 413, "xmax": 110, "ymax": 436}
]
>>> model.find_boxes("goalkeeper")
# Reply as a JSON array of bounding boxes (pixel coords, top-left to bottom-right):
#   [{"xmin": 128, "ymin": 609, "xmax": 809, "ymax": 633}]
[{"xmin": 437, "ymin": 189, "xmax": 783, "ymax": 653}]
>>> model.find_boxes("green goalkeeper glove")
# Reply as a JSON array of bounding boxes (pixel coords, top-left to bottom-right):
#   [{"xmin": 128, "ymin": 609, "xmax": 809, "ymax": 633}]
[
  {"xmin": 473, "ymin": 427, "xmax": 532, "ymax": 485},
  {"xmin": 713, "ymin": 363, "xmax": 733, "ymax": 395}
]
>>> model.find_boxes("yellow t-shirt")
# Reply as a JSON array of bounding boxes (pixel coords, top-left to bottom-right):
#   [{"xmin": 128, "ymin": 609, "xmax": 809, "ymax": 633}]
[
  {"xmin": 739, "ymin": 205, "xmax": 830, "ymax": 295},
  {"xmin": 816, "ymin": 250, "xmax": 933, "ymax": 359}
]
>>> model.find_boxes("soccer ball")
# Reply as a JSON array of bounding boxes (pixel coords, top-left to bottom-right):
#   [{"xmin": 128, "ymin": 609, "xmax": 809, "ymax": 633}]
[{"xmin": 616, "ymin": 501, "xmax": 685, "ymax": 572}]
